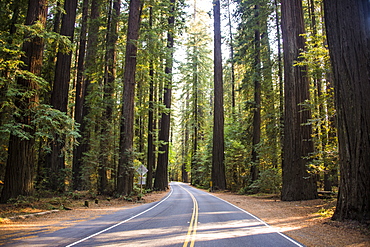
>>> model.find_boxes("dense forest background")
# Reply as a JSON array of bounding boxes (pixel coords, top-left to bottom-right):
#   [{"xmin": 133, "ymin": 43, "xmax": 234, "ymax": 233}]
[{"xmin": 0, "ymin": 0, "xmax": 369, "ymax": 223}]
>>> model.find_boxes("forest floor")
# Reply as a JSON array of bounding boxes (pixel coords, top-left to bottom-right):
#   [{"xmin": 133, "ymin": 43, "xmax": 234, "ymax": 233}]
[{"xmin": 0, "ymin": 186, "xmax": 369, "ymax": 246}]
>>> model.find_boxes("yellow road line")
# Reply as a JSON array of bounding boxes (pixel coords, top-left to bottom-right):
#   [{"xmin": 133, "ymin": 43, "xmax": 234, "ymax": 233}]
[{"xmin": 181, "ymin": 185, "xmax": 199, "ymax": 247}]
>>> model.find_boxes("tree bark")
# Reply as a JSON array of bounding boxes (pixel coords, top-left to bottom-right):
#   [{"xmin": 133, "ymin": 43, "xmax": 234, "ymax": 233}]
[
  {"xmin": 1, "ymin": 0, "xmax": 48, "ymax": 202},
  {"xmin": 47, "ymin": 0, "xmax": 78, "ymax": 192},
  {"xmin": 154, "ymin": 0, "xmax": 175, "ymax": 191},
  {"xmin": 211, "ymin": 0, "xmax": 226, "ymax": 191},
  {"xmin": 281, "ymin": 0, "xmax": 317, "ymax": 201},
  {"xmin": 250, "ymin": 4, "xmax": 261, "ymax": 183},
  {"xmin": 72, "ymin": 0, "xmax": 89, "ymax": 190},
  {"xmin": 324, "ymin": 0, "xmax": 370, "ymax": 223},
  {"xmin": 146, "ymin": 60, "xmax": 155, "ymax": 190},
  {"xmin": 146, "ymin": 6, "xmax": 155, "ymax": 190},
  {"xmin": 117, "ymin": 0, "xmax": 142, "ymax": 195},
  {"xmin": 98, "ymin": 0, "xmax": 121, "ymax": 195}
]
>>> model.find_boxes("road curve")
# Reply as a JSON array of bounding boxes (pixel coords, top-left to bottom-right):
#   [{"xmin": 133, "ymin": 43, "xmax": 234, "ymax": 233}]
[{"xmin": 5, "ymin": 182, "xmax": 304, "ymax": 247}]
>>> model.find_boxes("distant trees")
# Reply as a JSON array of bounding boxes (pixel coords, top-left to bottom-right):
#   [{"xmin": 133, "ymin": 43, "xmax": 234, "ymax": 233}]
[{"xmin": 176, "ymin": 4, "xmax": 213, "ymax": 187}]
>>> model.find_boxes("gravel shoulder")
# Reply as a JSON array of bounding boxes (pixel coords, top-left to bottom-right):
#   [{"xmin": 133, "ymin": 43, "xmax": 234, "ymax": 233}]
[{"xmin": 1, "ymin": 188, "xmax": 369, "ymax": 246}]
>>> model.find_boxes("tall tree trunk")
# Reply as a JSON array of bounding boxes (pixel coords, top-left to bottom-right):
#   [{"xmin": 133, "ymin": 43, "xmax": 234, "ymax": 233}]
[
  {"xmin": 99, "ymin": 0, "xmax": 120, "ymax": 195},
  {"xmin": 72, "ymin": 0, "xmax": 89, "ymax": 191},
  {"xmin": 324, "ymin": 0, "xmax": 370, "ymax": 223},
  {"xmin": 47, "ymin": 0, "xmax": 78, "ymax": 192},
  {"xmin": 211, "ymin": 0, "xmax": 226, "ymax": 191},
  {"xmin": 154, "ymin": 0, "xmax": 175, "ymax": 191},
  {"xmin": 281, "ymin": 0, "xmax": 317, "ymax": 201},
  {"xmin": 1, "ymin": 0, "xmax": 48, "ymax": 202},
  {"xmin": 226, "ymin": 0, "xmax": 236, "ymax": 112},
  {"xmin": 117, "ymin": 0, "xmax": 142, "ymax": 195},
  {"xmin": 146, "ymin": 60, "xmax": 155, "ymax": 190},
  {"xmin": 76, "ymin": 0, "xmax": 101, "ymax": 190},
  {"xmin": 182, "ymin": 92, "xmax": 190, "ymax": 183},
  {"xmin": 250, "ymin": 4, "xmax": 261, "ymax": 183},
  {"xmin": 274, "ymin": 0, "xmax": 284, "ymax": 163},
  {"xmin": 146, "ymin": 6, "xmax": 155, "ymax": 190},
  {"xmin": 191, "ymin": 37, "xmax": 199, "ymax": 185}
]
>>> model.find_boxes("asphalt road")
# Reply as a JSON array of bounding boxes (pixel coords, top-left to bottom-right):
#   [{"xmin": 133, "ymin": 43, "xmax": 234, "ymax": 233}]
[{"xmin": 6, "ymin": 182, "xmax": 304, "ymax": 247}]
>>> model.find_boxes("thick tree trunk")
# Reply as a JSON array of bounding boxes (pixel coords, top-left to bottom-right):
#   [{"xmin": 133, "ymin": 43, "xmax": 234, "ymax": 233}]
[
  {"xmin": 211, "ymin": 0, "xmax": 226, "ymax": 191},
  {"xmin": 281, "ymin": 0, "xmax": 317, "ymax": 201},
  {"xmin": 324, "ymin": 0, "xmax": 370, "ymax": 223},
  {"xmin": 146, "ymin": 61, "xmax": 155, "ymax": 190},
  {"xmin": 72, "ymin": 0, "xmax": 89, "ymax": 191},
  {"xmin": 117, "ymin": 0, "xmax": 142, "ymax": 195},
  {"xmin": 154, "ymin": 0, "xmax": 175, "ymax": 191},
  {"xmin": 1, "ymin": 0, "xmax": 48, "ymax": 202},
  {"xmin": 250, "ymin": 4, "xmax": 261, "ymax": 183},
  {"xmin": 146, "ymin": 6, "xmax": 155, "ymax": 189},
  {"xmin": 47, "ymin": 0, "xmax": 78, "ymax": 192},
  {"xmin": 145, "ymin": 6, "xmax": 157, "ymax": 190}
]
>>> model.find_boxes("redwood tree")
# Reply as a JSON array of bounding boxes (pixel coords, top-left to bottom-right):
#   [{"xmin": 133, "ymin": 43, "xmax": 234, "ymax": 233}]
[
  {"xmin": 146, "ymin": 6, "xmax": 155, "ymax": 190},
  {"xmin": 99, "ymin": 0, "xmax": 121, "ymax": 194},
  {"xmin": 117, "ymin": 0, "xmax": 142, "ymax": 195},
  {"xmin": 153, "ymin": 0, "xmax": 175, "ymax": 191},
  {"xmin": 72, "ymin": 0, "xmax": 89, "ymax": 190},
  {"xmin": 281, "ymin": 0, "xmax": 317, "ymax": 201},
  {"xmin": 324, "ymin": 0, "xmax": 370, "ymax": 223},
  {"xmin": 211, "ymin": 0, "xmax": 226, "ymax": 190},
  {"xmin": 1, "ymin": 0, "xmax": 48, "ymax": 202},
  {"xmin": 47, "ymin": 0, "xmax": 78, "ymax": 192},
  {"xmin": 250, "ymin": 4, "xmax": 261, "ymax": 183},
  {"xmin": 73, "ymin": 0, "xmax": 101, "ymax": 191}
]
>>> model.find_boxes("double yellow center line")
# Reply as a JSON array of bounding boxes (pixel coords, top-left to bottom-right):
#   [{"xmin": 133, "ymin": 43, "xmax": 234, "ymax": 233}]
[{"xmin": 181, "ymin": 186, "xmax": 199, "ymax": 247}]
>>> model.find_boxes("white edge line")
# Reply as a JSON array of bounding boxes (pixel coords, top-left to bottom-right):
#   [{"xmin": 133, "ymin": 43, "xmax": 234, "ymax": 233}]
[
  {"xmin": 208, "ymin": 193, "xmax": 305, "ymax": 247},
  {"xmin": 65, "ymin": 188, "xmax": 174, "ymax": 247}
]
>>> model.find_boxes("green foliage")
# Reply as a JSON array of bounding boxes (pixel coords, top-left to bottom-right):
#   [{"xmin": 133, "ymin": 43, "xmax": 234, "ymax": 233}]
[
  {"xmin": 7, "ymin": 195, "xmax": 38, "ymax": 207},
  {"xmin": 295, "ymin": 14, "xmax": 338, "ymax": 190},
  {"xmin": 248, "ymin": 168, "xmax": 282, "ymax": 194},
  {"xmin": 32, "ymin": 104, "xmax": 80, "ymax": 146},
  {"xmin": 224, "ymin": 113, "xmax": 250, "ymax": 192},
  {"xmin": 0, "ymin": 0, "xmax": 340, "ymax": 200}
]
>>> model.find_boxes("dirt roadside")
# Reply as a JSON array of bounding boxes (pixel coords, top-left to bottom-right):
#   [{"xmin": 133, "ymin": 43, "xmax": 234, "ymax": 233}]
[
  {"xmin": 1, "ymin": 189, "xmax": 369, "ymax": 246},
  {"xmin": 214, "ymin": 192, "xmax": 370, "ymax": 247}
]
